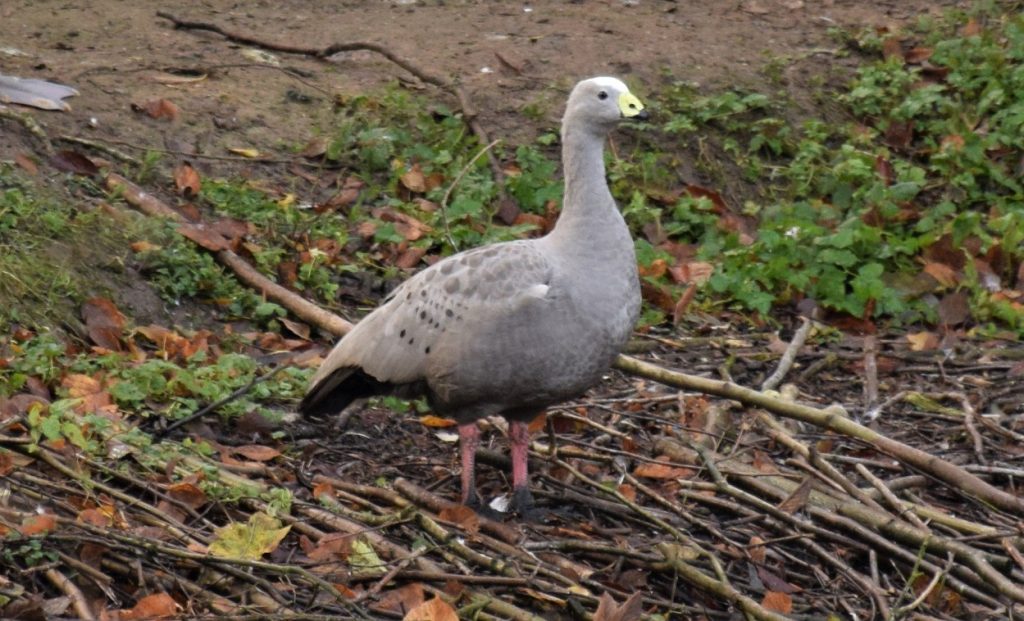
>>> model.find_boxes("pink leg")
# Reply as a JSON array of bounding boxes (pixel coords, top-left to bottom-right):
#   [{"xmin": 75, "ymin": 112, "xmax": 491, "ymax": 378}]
[
  {"xmin": 509, "ymin": 420, "xmax": 531, "ymax": 491},
  {"xmin": 458, "ymin": 422, "xmax": 480, "ymax": 506}
]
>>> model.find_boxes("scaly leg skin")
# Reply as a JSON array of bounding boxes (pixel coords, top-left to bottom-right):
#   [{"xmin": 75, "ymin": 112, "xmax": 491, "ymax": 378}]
[
  {"xmin": 458, "ymin": 422, "xmax": 481, "ymax": 508},
  {"xmin": 509, "ymin": 419, "xmax": 544, "ymax": 521}
]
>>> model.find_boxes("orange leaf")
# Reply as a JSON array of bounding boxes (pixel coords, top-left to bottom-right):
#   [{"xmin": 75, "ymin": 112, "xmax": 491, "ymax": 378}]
[
  {"xmin": 121, "ymin": 592, "xmax": 180, "ymax": 620},
  {"xmin": 906, "ymin": 331, "xmax": 940, "ymax": 352},
  {"xmin": 527, "ymin": 411, "xmax": 547, "ymax": 434},
  {"xmin": 312, "ymin": 481, "xmax": 335, "ymax": 500},
  {"xmin": 668, "ymin": 261, "xmax": 713, "ymax": 285},
  {"xmin": 403, "ymin": 596, "xmax": 458, "ymax": 621},
  {"xmin": 747, "ymin": 535, "xmax": 767, "ymax": 564},
  {"xmin": 633, "ymin": 462, "xmax": 694, "ymax": 480},
  {"xmin": 174, "ymin": 163, "xmax": 201, "ymax": 197},
  {"xmin": 638, "ymin": 258, "xmax": 667, "ymax": 279},
  {"xmin": 400, "ymin": 164, "xmax": 427, "ymax": 193},
  {"xmin": 141, "ymin": 98, "xmax": 179, "ymax": 121},
  {"xmin": 761, "ymin": 591, "xmax": 793, "ymax": 614},
  {"xmin": 19, "ymin": 513, "xmax": 58, "ymax": 536},
  {"xmin": 232, "ymin": 445, "xmax": 282, "ymax": 462},
  {"xmin": 375, "ymin": 583, "xmax": 424, "ymax": 614},
  {"xmin": 439, "ymin": 505, "xmax": 480, "ymax": 536},
  {"xmin": 419, "ymin": 415, "xmax": 457, "ymax": 428},
  {"xmin": 923, "ymin": 262, "xmax": 958, "ymax": 288},
  {"xmin": 167, "ymin": 482, "xmax": 207, "ymax": 509},
  {"xmin": 617, "ymin": 483, "xmax": 637, "ymax": 503}
]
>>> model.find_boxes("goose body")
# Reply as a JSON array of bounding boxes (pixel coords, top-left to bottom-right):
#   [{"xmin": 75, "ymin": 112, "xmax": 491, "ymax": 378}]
[{"xmin": 301, "ymin": 76, "xmax": 646, "ymax": 515}]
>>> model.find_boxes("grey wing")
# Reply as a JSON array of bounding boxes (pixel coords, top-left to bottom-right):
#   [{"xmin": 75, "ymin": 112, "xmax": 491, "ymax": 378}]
[{"xmin": 310, "ymin": 240, "xmax": 555, "ymax": 386}]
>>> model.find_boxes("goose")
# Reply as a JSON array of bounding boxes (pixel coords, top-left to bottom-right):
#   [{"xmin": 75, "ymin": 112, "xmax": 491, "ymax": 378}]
[{"xmin": 300, "ymin": 76, "xmax": 646, "ymax": 517}]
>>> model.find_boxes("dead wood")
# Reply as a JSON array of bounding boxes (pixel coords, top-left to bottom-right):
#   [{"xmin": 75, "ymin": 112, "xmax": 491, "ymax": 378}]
[
  {"xmin": 105, "ymin": 172, "xmax": 353, "ymax": 337},
  {"xmin": 615, "ymin": 353, "xmax": 1024, "ymax": 515}
]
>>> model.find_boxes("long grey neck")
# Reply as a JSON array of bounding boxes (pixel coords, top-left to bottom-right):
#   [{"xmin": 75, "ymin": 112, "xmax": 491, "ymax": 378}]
[{"xmin": 549, "ymin": 119, "xmax": 621, "ymax": 243}]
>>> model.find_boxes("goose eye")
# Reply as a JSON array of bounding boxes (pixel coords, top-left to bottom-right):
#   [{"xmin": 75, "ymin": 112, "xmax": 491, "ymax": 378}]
[{"xmin": 597, "ymin": 91, "xmax": 608, "ymax": 100}]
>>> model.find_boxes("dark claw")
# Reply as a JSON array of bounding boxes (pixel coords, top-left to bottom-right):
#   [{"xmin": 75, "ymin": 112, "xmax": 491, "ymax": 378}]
[{"xmin": 511, "ymin": 486, "xmax": 546, "ymax": 522}]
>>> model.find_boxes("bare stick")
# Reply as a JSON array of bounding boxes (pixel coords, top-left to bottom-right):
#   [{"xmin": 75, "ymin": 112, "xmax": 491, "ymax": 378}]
[
  {"xmin": 761, "ymin": 317, "xmax": 812, "ymax": 391},
  {"xmin": 105, "ymin": 173, "xmax": 353, "ymax": 337}
]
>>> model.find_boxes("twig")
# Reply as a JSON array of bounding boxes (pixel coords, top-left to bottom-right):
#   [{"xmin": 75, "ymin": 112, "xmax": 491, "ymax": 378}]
[
  {"xmin": 156, "ymin": 363, "xmax": 289, "ymax": 438},
  {"xmin": 761, "ymin": 317, "xmax": 812, "ymax": 391},
  {"xmin": 105, "ymin": 172, "xmax": 353, "ymax": 337},
  {"xmin": 44, "ymin": 568, "xmax": 97, "ymax": 620},
  {"xmin": 154, "ymin": 11, "xmax": 506, "ymax": 193},
  {"xmin": 614, "ymin": 354, "xmax": 1024, "ymax": 515},
  {"xmin": 438, "ymin": 139, "xmax": 500, "ymax": 251},
  {"xmin": 862, "ymin": 334, "xmax": 879, "ymax": 410}
]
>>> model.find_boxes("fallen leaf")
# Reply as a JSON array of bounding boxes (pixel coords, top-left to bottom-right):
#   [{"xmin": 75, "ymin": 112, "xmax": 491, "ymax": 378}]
[
  {"xmin": 923, "ymin": 262, "xmax": 958, "ymax": 288},
  {"xmin": 349, "ymin": 537, "xmax": 385, "ymax": 575},
  {"xmin": 747, "ymin": 535, "xmax": 766, "ymax": 564},
  {"xmin": 906, "ymin": 331, "xmax": 940, "ymax": 351},
  {"xmin": 139, "ymin": 98, "xmax": 179, "ymax": 121},
  {"xmin": 174, "ymin": 163, "xmax": 201, "ymax": 197},
  {"xmin": 209, "ymin": 512, "xmax": 291, "ymax": 560},
  {"xmin": 961, "ymin": 18, "xmax": 981, "ymax": 37},
  {"xmin": 49, "ymin": 149, "xmax": 99, "ymax": 176},
  {"xmin": 0, "ymin": 74, "xmax": 78, "ymax": 110},
  {"xmin": 593, "ymin": 591, "xmax": 644, "ymax": 621},
  {"xmin": 668, "ymin": 261, "xmax": 714, "ymax": 285},
  {"xmin": 633, "ymin": 462, "xmax": 694, "ymax": 480},
  {"xmin": 439, "ymin": 505, "xmax": 480, "ymax": 535},
  {"xmin": 777, "ymin": 477, "xmax": 812, "ymax": 514},
  {"xmin": 280, "ymin": 317, "xmax": 311, "ymax": 340},
  {"xmin": 121, "ymin": 592, "xmax": 179, "ymax": 620},
  {"xmin": 638, "ymin": 258, "xmax": 667, "ymax": 279},
  {"xmin": 375, "ymin": 583, "xmax": 424, "ymax": 614},
  {"xmin": 762, "ymin": 591, "xmax": 793, "ymax": 614},
  {"xmin": 167, "ymin": 482, "xmax": 207, "ymax": 509},
  {"xmin": 14, "ymin": 153, "xmax": 38, "ymax": 174},
  {"xmin": 228, "ymin": 147, "xmax": 262, "ymax": 158},
  {"xmin": 82, "ymin": 298, "xmax": 126, "ymax": 350},
  {"xmin": 403, "ymin": 597, "xmax": 458, "ymax": 621},
  {"xmin": 882, "ymin": 36, "xmax": 903, "ymax": 60},
  {"xmin": 131, "ymin": 240, "xmax": 161, "ymax": 253},
  {"xmin": 395, "ymin": 246, "xmax": 427, "ymax": 269},
  {"xmin": 400, "ymin": 163, "xmax": 428, "ymax": 193},
  {"xmin": 18, "ymin": 513, "xmax": 58, "ymax": 536},
  {"xmin": 232, "ymin": 445, "xmax": 282, "ymax": 462},
  {"xmin": 419, "ymin": 414, "xmax": 457, "ymax": 428},
  {"xmin": 884, "ymin": 120, "xmax": 914, "ymax": 149}
]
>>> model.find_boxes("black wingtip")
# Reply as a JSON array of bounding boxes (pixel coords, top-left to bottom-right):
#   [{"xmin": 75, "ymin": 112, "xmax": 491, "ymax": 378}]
[{"xmin": 298, "ymin": 367, "xmax": 389, "ymax": 419}]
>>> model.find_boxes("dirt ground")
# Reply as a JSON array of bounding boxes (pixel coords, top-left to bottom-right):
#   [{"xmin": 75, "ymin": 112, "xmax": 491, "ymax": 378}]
[
  {"xmin": 13, "ymin": 2, "xmax": 1024, "ymax": 620},
  {"xmin": 2, "ymin": 0, "xmax": 962, "ymax": 169}
]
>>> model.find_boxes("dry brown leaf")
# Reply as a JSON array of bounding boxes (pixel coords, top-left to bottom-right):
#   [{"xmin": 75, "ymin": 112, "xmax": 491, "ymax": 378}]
[
  {"xmin": 375, "ymin": 583, "xmax": 425, "ymax": 614},
  {"xmin": 593, "ymin": 591, "xmax": 644, "ymax": 621},
  {"xmin": 923, "ymin": 262, "xmax": 958, "ymax": 288},
  {"xmin": 298, "ymin": 136, "xmax": 328, "ymax": 158},
  {"xmin": 633, "ymin": 462, "xmax": 694, "ymax": 480},
  {"xmin": 167, "ymin": 482, "xmax": 207, "ymax": 509},
  {"xmin": 762, "ymin": 591, "xmax": 793, "ymax": 614},
  {"xmin": 50, "ymin": 149, "xmax": 100, "ymax": 175},
  {"xmin": 905, "ymin": 46, "xmax": 933, "ymax": 63},
  {"xmin": 18, "ymin": 513, "xmax": 58, "ymax": 536},
  {"xmin": 82, "ymin": 298, "xmax": 126, "ymax": 351},
  {"xmin": 777, "ymin": 477, "xmax": 813, "ymax": 514},
  {"xmin": 312, "ymin": 481, "xmax": 335, "ymax": 500},
  {"xmin": 906, "ymin": 331, "xmax": 940, "ymax": 351},
  {"xmin": 232, "ymin": 445, "xmax": 282, "ymax": 462},
  {"xmin": 280, "ymin": 317, "xmax": 311, "ymax": 340},
  {"xmin": 747, "ymin": 535, "xmax": 767, "ymax": 564},
  {"xmin": 617, "ymin": 483, "xmax": 637, "ymax": 503},
  {"xmin": 400, "ymin": 163, "xmax": 427, "ymax": 193},
  {"xmin": 638, "ymin": 258, "xmax": 667, "ymax": 279},
  {"xmin": 438, "ymin": 505, "xmax": 480, "ymax": 536},
  {"xmin": 130, "ymin": 240, "xmax": 161, "ymax": 253},
  {"xmin": 141, "ymin": 98, "xmax": 179, "ymax": 121},
  {"xmin": 177, "ymin": 222, "xmax": 232, "ymax": 251},
  {"xmin": 395, "ymin": 246, "xmax": 427, "ymax": 269},
  {"xmin": 121, "ymin": 592, "xmax": 179, "ymax": 620},
  {"xmin": 668, "ymin": 261, "xmax": 713, "ymax": 285},
  {"xmin": 174, "ymin": 163, "xmax": 201, "ymax": 197},
  {"xmin": 402, "ymin": 596, "xmax": 458, "ymax": 621}
]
